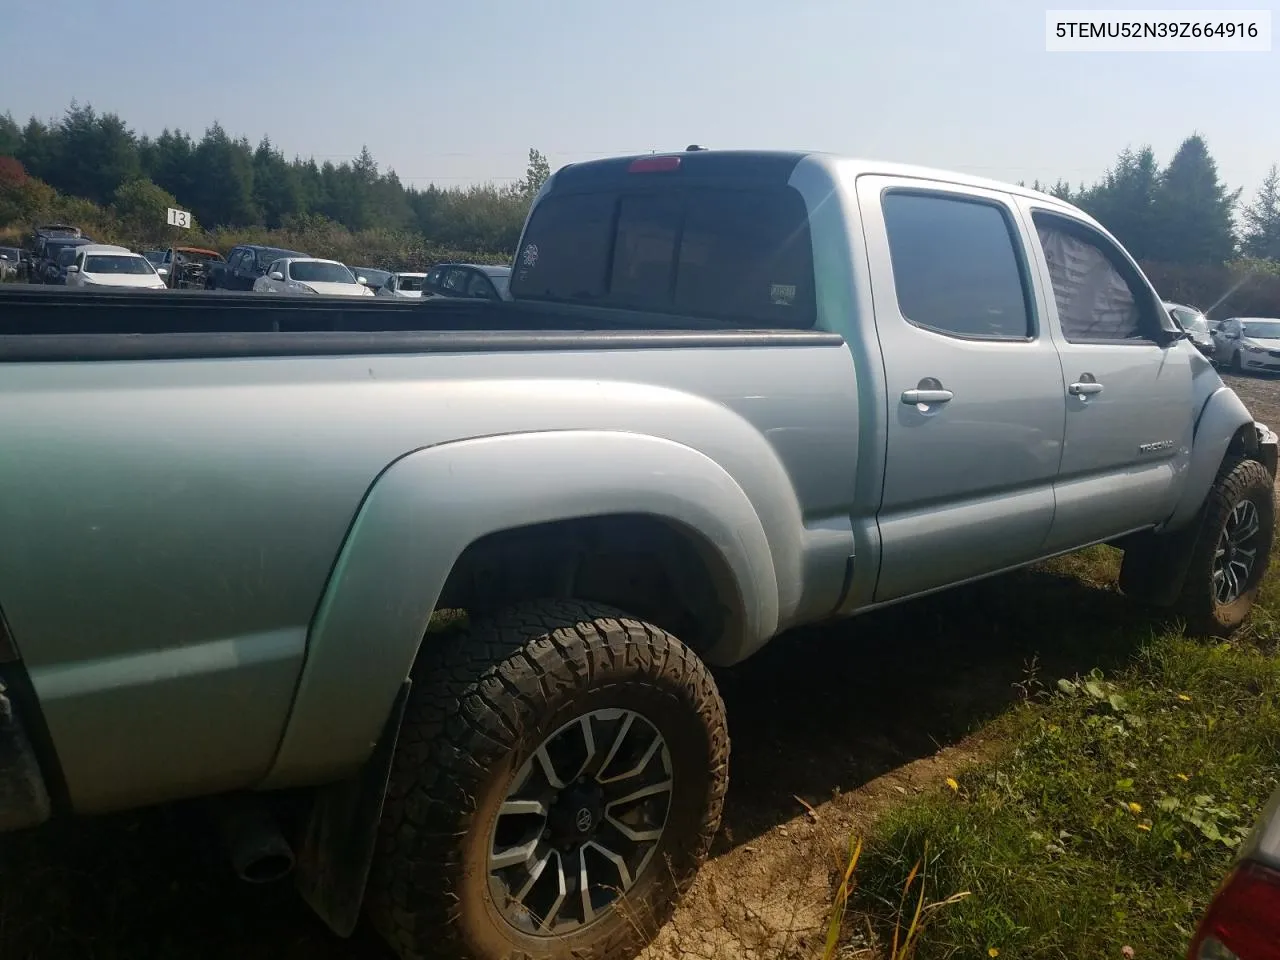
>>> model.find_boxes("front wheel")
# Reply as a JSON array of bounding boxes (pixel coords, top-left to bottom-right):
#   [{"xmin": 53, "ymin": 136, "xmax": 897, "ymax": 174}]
[
  {"xmin": 1176, "ymin": 457, "xmax": 1275, "ymax": 636},
  {"xmin": 367, "ymin": 600, "xmax": 729, "ymax": 960}
]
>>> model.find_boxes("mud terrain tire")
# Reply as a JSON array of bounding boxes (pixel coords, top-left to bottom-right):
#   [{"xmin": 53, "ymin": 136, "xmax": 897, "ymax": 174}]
[{"xmin": 366, "ymin": 599, "xmax": 729, "ymax": 960}]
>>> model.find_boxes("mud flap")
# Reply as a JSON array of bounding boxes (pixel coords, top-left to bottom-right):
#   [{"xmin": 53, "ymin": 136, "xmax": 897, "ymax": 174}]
[
  {"xmin": 294, "ymin": 679, "xmax": 410, "ymax": 938},
  {"xmin": 0, "ymin": 676, "xmax": 52, "ymax": 832},
  {"xmin": 1120, "ymin": 505, "xmax": 1209, "ymax": 608}
]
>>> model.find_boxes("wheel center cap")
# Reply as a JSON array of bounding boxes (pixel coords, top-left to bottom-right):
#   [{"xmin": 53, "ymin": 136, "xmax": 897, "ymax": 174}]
[{"xmin": 547, "ymin": 783, "xmax": 604, "ymax": 847}]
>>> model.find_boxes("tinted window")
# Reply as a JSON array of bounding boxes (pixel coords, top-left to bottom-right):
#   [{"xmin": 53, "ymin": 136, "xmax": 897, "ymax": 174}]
[
  {"xmin": 882, "ymin": 192, "xmax": 1032, "ymax": 340},
  {"xmin": 466, "ymin": 271, "xmax": 499, "ymax": 300},
  {"xmin": 511, "ymin": 186, "xmax": 815, "ymax": 327},
  {"xmin": 1034, "ymin": 214, "xmax": 1146, "ymax": 342},
  {"xmin": 610, "ymin": 193, "xmax": 682, "ymax": 309},
  {"xmin": 442, "ymin": 268, "xmax": 470, "ymax": 293},
  {"xmin": 397, "ymin": 275, "xmax": 425, "ymax": 292},
  {"xmin": 513, "ymin": 193, "xmax": 615, "ymax": 302},
  {"xmin": 675, "ymin": 189, "xmax": 814, "ymax": 324}
]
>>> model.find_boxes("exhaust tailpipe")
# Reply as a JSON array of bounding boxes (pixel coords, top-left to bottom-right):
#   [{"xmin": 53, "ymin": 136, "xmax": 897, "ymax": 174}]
[{"xmin": 212, "ymin": 795, "xmax": 296, "ymax": 884}]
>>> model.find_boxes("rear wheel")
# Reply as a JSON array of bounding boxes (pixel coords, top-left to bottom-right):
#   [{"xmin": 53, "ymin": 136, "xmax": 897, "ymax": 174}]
[{"xmin": 367, "ymin": 599, "xmax": 729, "ymax": 960}]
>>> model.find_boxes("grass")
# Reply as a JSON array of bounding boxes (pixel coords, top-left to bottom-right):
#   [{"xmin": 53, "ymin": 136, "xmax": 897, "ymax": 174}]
[{"xmin": 843, "ymin": 544, "xmax": 1280, "ymax": 958}]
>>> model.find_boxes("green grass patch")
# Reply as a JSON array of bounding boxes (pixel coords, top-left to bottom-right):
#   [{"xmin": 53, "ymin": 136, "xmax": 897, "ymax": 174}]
[{"xmin": 848, "ymin": 546, "xmax": 1280, "ymax": 959}]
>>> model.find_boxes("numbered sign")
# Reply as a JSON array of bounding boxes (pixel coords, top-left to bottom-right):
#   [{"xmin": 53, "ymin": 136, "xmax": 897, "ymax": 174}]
[{"xmin": 166, "ymin": 207, "xmax": 192, "ymax": 229}]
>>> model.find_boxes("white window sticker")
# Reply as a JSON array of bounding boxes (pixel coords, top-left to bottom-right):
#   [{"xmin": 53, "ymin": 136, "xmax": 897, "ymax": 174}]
[
  {"xmin": 521, "ymin": 243, "xmax": 540, "ymax": 268},
  {"xmin": 770, "ymin": 283, "xmax": 797, "ymax": 306}
]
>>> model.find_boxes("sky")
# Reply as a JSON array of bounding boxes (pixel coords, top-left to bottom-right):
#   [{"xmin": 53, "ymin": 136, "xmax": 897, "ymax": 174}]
[{"xmin": 2, "ymin": 0, "xmax": 1278, "ymax": 197}]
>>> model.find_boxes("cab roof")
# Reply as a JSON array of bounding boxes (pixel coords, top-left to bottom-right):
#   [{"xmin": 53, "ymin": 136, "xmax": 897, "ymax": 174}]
[{"xmin": 551, "ymin": 148, "xmax": 1075, "ymax": 210}]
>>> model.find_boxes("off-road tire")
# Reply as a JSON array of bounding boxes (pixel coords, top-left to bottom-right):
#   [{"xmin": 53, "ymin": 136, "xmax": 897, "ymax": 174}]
[
  {"xmin": 1176, "ymin": 457, "xmax": 1275, "ymax": 637},
  {"xmin": 366, "ymin": 599, "xmax": 729, "ymax": 960}
]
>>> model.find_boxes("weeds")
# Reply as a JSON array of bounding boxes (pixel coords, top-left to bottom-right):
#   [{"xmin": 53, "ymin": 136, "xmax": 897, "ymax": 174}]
[{"xmin": 846, "ymin": 545, "xmax": 1280, "ymax": 958}]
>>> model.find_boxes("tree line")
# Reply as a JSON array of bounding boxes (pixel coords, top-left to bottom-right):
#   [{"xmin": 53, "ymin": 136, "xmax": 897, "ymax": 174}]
[
  {"xmin": 1024, "ymin": 134, "xmax": 1280, "ymax": 265},
  {"xmin": 3, "ymin": 105, "xmax": 1280, "ymax": 315},
  {"xmin": 0, "ymin": 103, "xmax": 549, "ymax": 254}
]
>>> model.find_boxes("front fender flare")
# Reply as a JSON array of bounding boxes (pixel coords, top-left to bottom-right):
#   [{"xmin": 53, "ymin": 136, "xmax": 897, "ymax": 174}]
[
  {"xmin": 1163, "ymin": 386, "xmax": 1256, "ymax": 532},
  {"xmin": 258, "ymin": 430, "xmax": 777, "ymax": 790}
]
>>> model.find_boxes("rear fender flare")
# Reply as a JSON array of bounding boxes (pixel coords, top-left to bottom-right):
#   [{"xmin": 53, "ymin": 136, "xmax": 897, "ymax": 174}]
[{"xmin": 258, "ymin": 430, "xmax": 777, "ymax": 790}]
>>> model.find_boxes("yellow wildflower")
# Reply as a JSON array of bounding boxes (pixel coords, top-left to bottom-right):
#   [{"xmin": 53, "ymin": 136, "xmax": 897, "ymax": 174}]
[
  {"xmin": 1128, "ymin": 802, "xmax": 1143, "ymax": 814},
  {"xmin": 1137, "ymin": 823, "xmax": 1152, "ymax": 832},
  {"xmin": 1177, "ymin": 694, "xmax": 1192, "ymax": 702},
  {"xmin": 946, "ymin": 777, "xmax": 960, "ymax": 792},
  {"xmin": 1176, "ymin": 773, "xmax": 1189, "ymax": 782},
  {"xmin": 988, "ymin": 949, "xmax": 1000, "ymax": 958}
]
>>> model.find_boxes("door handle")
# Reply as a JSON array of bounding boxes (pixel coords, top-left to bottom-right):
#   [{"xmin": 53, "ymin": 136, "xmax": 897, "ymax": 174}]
[
  {"xmin": 1069, "ymin": 381, "xmax": 1104, "ymax": 396},
  {"xmin": 901, "ymin": 388, "xmax": 954, "ymax": 404}
]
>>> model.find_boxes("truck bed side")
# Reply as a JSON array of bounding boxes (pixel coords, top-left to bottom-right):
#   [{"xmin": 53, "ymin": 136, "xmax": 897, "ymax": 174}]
[{"xmin": 0, "ymin": 319, "xmax": 859, "ymax": 810}]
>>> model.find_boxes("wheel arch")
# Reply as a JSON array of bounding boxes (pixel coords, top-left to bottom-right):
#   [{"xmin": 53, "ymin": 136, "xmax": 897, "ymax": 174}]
[
  {"xmin": 1164, "ymin": 385, "xmax": 1258, "ymax": 532},
  {"xmin": 258, "ymin": 430, "xmax": 778, "ymax": 791}
]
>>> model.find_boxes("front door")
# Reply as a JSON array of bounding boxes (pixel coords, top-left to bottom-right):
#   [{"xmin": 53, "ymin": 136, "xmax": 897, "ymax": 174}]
[
  {"xmin": 1021, "ymin": 206, "xmax": 1194, "ymax": 552},
  {"xmin": 857, "ymin": 177, "xmax": 1067, "ymax": 603}
]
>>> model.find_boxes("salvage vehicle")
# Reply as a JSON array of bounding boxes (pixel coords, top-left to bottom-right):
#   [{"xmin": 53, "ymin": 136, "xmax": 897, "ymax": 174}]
[
  {"xmin": 375, "ymin": 271, "xmax": 428, "ymax": 299},
  {"xmin": 0, "ymin": 149, "xmax": 1274, "ymax": 960},
  {"xmin": 33, "ymin": 235, "xmax": 93, "ymax": 284},
  {"xmin": 252, "ymin": 257, "xmax": 375, "ymax": 297},
  {"xmin": 161, "ymin": 245, "xmax": 224, "ymax": 289},
  {"xmin": 206, "ymin": 243, "xmax": 308, "ymax": 290},
  {"xmin": 1212, "ymin": 316, "xmax": 1280, "ymax": 374},
  {"xmin": 425, "ymin": 261, "xmax": 512, "ymax": 300},
  {"xmin": 65, "ymin": 246, "xmax": 168, "ymax": 291},
  {"xmin": 0, "ymin": 246, "xmax": 20, "ymax": 282},
  {"xmin": 349, "ymin": 266, "xmax": 391, "ymax": 292},
  {"xmin": 1165, "ymin": 301, "xmax": 1216, "ymax": 358}
]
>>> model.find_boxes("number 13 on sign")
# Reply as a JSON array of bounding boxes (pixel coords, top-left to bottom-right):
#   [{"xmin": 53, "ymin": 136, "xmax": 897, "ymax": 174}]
[{"xmin": 166, "ymin": 207, "xmax": 191, "ymax": 229}]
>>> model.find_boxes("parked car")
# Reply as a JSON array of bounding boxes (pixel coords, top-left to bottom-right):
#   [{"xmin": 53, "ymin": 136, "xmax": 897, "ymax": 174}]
[
  {"xmin": 1165, "ymin": 301, "xmax": 1216, "ymax": 358},
  {"xmin": 1212, "ymin": 317, "xmax": 1280, "ymax": 374},
  {"xmin": 0, "ymin": 246, "xmax": 20, "ymax": 282},
  {"xmin": 253, "ymin": 257, "xmax": 376, "ymax": 297},
  {"xmin": 1188, "ymin": 782, "xmax": 1280, "ymax": 958},
  {"xmin": 424, "ymin": 262, "xmax": 512, "ymax": 301},
  {"xmin": 349, "ymin": 266, "xmax": 391, "ymax": 292},
  {"xmin": 0, "ymin": 149, "xmax": 1274, "ymax": 960},
  {"xmin": 47, "ymin": 245, "xmax": 86, "ymax": 285},
  {"xmin": 66, "ymin": 246, "xmax": 167, "ymax": 291},
  {"xmin": 35, "ymin": 236, "xmax": 94, "ymax": 284},
  {"xmin": 162, "ymin": 246, "xmax": 224, "ymax": 289},
  {"xmin": 374, "ymin": 272, "xmax": 428, "ymax": 299},
  {"xmin": 207, "ymin": 244, "xmax": 309, "ymax": 290}
]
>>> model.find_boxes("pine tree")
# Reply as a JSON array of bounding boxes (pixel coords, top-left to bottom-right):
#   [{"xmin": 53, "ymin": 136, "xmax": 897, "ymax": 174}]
[
  {"xmin": 1149, "ymin": 134, "xmax": 1239, "ymax": 264},
  {"xmin": 1241, "ymin": 164, "xmax": 1280, "ymax": 261}
]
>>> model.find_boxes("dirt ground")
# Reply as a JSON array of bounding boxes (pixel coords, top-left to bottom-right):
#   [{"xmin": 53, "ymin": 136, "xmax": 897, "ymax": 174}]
[{"xmin": 3, "ymin": 372, "xmax": 1278, "ymax": 960}]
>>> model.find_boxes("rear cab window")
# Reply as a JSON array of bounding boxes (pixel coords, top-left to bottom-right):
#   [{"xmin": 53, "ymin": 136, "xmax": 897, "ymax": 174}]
[{"xmin": 511, "ymin": 176, "xmax": 816, "ymax": 329}]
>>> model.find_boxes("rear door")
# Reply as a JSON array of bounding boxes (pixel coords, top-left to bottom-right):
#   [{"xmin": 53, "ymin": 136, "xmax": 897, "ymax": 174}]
[
  {"xmin": 856, "ymin": 177, "xmax": 1067, "ymax": 602},
  {"xmin": 1020, "ymin": 205, "xmax": 1193, "ymax": 551}
]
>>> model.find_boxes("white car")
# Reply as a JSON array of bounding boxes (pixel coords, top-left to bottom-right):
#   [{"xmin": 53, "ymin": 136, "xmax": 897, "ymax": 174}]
[
  {"xmin": 65, "ymin": 245, "xmax": 167, "ymax": 290},
  {"xmin": 1214, "ymin": 317, "xmax": 1280, "ymax": 374},
  {"xmin": 253, "ymin": 258, "xmax": 375, "ymax": 297},
  {"xmin": 375, "ymin": 272, "xmax": 429, "ymax": 299}
]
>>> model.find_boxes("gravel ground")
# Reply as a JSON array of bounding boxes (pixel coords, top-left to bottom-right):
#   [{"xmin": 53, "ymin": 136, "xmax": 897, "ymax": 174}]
[{"xmin": 1223, "ymin": 372, "xmax": 1280, "ymax": 429}]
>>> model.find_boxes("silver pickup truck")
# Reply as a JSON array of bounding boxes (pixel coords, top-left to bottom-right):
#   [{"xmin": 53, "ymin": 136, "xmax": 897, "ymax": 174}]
[{"xmin": 0, "ymin": 149, "xmax": 1274, "ymax": 960}]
